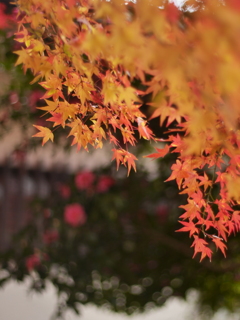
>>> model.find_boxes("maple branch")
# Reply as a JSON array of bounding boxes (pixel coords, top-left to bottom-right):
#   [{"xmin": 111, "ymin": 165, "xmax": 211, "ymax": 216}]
[
  {"xmin": 200, "ymin": 152, "xmax": 221, "ymax": 236},
  {"xmin": 141, "ymin": 228, "xmax": 226, "ymax": 272},
  {"xmin": 206, "ymin": 152, "xmax": 220, "ymax": 204}
]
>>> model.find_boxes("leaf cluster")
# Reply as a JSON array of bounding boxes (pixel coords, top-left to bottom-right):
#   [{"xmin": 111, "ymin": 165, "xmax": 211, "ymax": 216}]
[{"xmin": 13, "ymin": 0, "xmax": 240, "ymax": 260}]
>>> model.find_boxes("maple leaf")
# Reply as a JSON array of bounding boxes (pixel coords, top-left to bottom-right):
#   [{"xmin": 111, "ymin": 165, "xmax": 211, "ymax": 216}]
[
  {"xmin": 179, "ymin": 199, "xmax": 200, "ymax": 220},
  {"xmin": 198, "ymin": 173, "xmax": 212, "ymax": 192},
  {"xmin": 14, "ymin": 49, "xmax": 31, "ymax": 69},
  {"xmin": 191, "ymin": 236, "xmax": 213, "ymax": 262},
  {"xmin": 176, "ymin": 221, "xmax": 199, "ymax": 237},
  {"xmin": 165, "ymin": 3, "xmax": 180, "ymax": 24},
  {"xmin": 121, "ymin": 127, "xmax": 136, "ymax": 146},
  {"xmin": 39, "ymin": 100, "xmax": 59, "ymax": 113},
  {"xmin": 144, "ymin": 144, "xmax": 170, "ymax": 160},
  {"xmin": 32, "ymin": 125, "xmax": 54, "ymax": 146},
  {"xmin": 109, "ymin": 117, "xmax": 120, "ymax": 132},
  {"xmin": 227, "ymin": 220, "xmax": 236, "ymax": 235},
  {"xmin": 212, "ymin": 237, "xmax": 227, "ymax": 258},
  {"xmin": 58, "ymin": 101, "xmax": 78, "ymax": 122},
  {"xmin": 137, "ymin": 117, "xmax": 154, "ymax": 140},
  {"xmin": 215, "ymin": 171, "xmax": 227, "ymax": 189},
  {"xmin": 213, "ymin": 220, "xmax": 228, "ymax": 242},
  {"xmin": 47, "ymin": 112, "xmax": 65, "ymax": 128},
  {"xmin": 112, "ymin": 149, "xmax": 124, "ymax": 171},
  {"xmin": 112, "ymin": 149, "xmax": 137, "ymax": 176},
  {"xmin": 231, "ymin": 211, "xmax": 240, "ymax": 232},
  {"xmin": 196, "ymin": 217, "xmax": 214, "ymax": 231},
  {"xmin": 108, "ymin": 132, "xmax": 119, "ymax": 145},
  {"xmin": 124, "ymin": 152, "xmax": 137, "ymax": 176},
  {"xmin": 149, "ymin": 103, "xmax": 181, "ymax": 127},
  {"xmin": 165, "ymin": 160, "xmax": 189, "ymax": 188},
  {"xmin": 169, "ymin": 134, "xmax": 184, "ymax": 153}
]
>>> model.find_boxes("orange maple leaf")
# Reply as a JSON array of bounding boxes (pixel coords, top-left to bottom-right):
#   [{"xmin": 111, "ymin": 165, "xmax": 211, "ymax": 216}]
[
  {"xmin": 137, "ymin": 117, "xmax": 154, "ymax": 140},
  {"xmin": 112, "ymin": 149, "xmax": 137, "ymax": 176},
  {"xmin": 144, "ymin": 144, "xmax": 170, "ymax": 160},
  {"xmin": 33, "ymin": 125, "xmax": 54, "ymax": 146},
  {"xmin": 112, "ymin": 149, "xmax": 124, "ymax": 171},
  {"xmin": 124, "ymin": 152, "xmax": 137, "ymax": 176}
]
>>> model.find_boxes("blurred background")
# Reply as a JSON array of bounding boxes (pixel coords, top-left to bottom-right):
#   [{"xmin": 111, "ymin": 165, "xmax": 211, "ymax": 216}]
[{"xmin": 1, "ymin": 1, "xmax": 240, "ymax": 320}]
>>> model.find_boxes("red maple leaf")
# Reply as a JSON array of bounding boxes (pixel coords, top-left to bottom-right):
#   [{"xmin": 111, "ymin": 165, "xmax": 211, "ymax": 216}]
[
  {"xmin": 176, "ymin": 221, "xmax": 199, "ymax": 237},
  {"xmin": 165, "ymin": 3, "xmax": 180, "ymax": 24},
  {"xmin": 212, "ymin": 237, "xmax": 227, "ymax": 258},
  {"xmin": 47, "ymin": 112, "xmax": 65, "ymax": 127},
  {"xmin": 191, "ymin": 235, "xmax": 213, "ymax": 262},
  {"xmin": 144, "ymin": 144, "xmax": 170, "ymax": 160}
]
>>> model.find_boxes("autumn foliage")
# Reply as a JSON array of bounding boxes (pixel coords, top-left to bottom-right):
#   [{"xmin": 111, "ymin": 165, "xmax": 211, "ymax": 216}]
[{"xmin": 13, "ymin": 0, "xmax": 240, "ymax": 261}]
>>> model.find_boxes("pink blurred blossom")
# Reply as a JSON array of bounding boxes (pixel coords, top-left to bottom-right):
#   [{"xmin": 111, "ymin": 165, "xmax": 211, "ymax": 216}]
[
  {"xmin": 64, "ymin": 203, "xmax": 86, "ymax": 227},
  {"xmin": 75, "ymin": 171, "xmax": 95, "ymax": 190},
  {"xmin": 26, "ymin": 254, "xmax": 40, "ymax": 271},
  {"xmin": 59, "ymin": 184, "xmax": 71, "ymax": 199},
  {"xmin": 43, "ymin": 230, "xmax": 59, "ymax": 244},
  {"xmin": 96, "ymin": 175, "xmax": 115, "ymax": 193},
  {"xmin": 0, "ymin": 4, "xmax": 8, "ymax": 29},
  {"xmin": 9, "ymin": 92, "xmax": 19, "ymax": 105}
]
